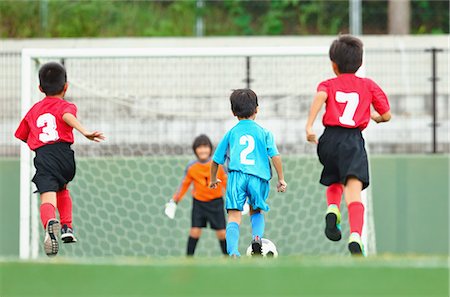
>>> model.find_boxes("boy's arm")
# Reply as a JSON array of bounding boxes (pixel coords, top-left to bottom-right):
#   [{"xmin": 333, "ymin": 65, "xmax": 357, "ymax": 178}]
[
  {"xmin": 370, "ymin": 80, "xmax": 391, "ymax": 124},
  {"xmin": 62, "ymin": 113, "xmax": 105, "ymax": 142},
  {"xmin": 371, "ymin": 110, "xmax": 391, "ymax": 123},
  {"xmin": 271, "ymin": 155, "xmax": 287, "ymax": 192},
  {"xmin": 172, "ymin": 173, "xmax": 193, "ymax": 203},
  {"xmin": 305, "ymin": 91, "xmax": 328, "ymax": 144},
  {"xmin": 15, "ymin": 117, "xmax": 30, "ymax": 143},
  {"xmin": 218, "ymin": 166, "xmax": 228, "ymax": 187},
  {"xmin": 165, "ymin": 167, "xmax": 193, "ymax": 219},
  {"xmin": 209, "ymin": 134, "xmax": 229, "ymax": 189},
  {"xmin": 209, "ymin": 161, "xmax": 222, "ymax": 189}
]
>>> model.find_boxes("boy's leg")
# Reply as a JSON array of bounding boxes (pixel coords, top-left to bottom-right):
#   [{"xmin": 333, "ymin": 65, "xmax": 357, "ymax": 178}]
[
  {"xmin": 247, "ymin": 177, "xmax": 270, "ymax": 256},
  {"xmin": 224, "ymin": 172, "xmax": 247, "ymax": 257},
  {"xmin": 250, "ymin": 210, "xmax": 265, "ymax": 239},
  {"xmin": 327, "ymin": 183, "xmax": 343, "ymax": 209},
  {"xmin": 344, "ymin": 177, "xmax": 365, "ymax": 255},
  {"xmin": 325, "ymin": 183, "xmax": 343, "ymax": 242},
  {"xmin": 57, "ymin": 187, "xmax": 77, "ymax": 243},
  {"xmin": 56, "ymin": 188, "xmax": 72, "ymax": 228},
  {"xmin": 208, "ymin": 198, "xmax": 227, "ymax": 255},
  {"xmin": 215, "ymin": 229, "xmax": 227, "ymax": 255},
  {"xmin": 40, "ymin": 192, "xmax": 60, "ymax": 257},
  {"xmin": 189, "ymin": 199, "xmax": 207, "ymax": 256},
  {"xmin": 226, "ymin": 210, "xmax": 242, "ymax": 257},
  {"xmin": 40, "ymin": 192, "xmax": 57, "ymax": 229},
  {"xmin": 187, "ymin": 227, "xmax": 202, "ymax": 256},
  {"xmin": 249, "ymin": 207, "xmax": 264, "ymax": 255}
]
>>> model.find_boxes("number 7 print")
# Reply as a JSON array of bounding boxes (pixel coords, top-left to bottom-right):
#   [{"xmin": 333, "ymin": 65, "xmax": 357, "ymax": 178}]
[{"xmin": 336, "ymin": 91, "xmax": 359, "ymax": 126}]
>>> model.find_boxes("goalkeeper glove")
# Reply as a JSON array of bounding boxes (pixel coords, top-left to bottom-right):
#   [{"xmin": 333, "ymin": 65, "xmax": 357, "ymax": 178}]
[{"xmin": 164, "ymin": 199, "xmax": 177, "ymax": 219}]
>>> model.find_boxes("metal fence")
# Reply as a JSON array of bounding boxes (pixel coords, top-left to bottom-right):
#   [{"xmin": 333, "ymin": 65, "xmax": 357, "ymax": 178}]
[{"xmin": 0, "ymin": 48, "xmax": 448, "ymax": 157}]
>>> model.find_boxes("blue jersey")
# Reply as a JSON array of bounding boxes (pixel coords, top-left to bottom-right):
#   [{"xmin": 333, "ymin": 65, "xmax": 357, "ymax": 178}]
[{"xmin": 212, "ymin": 120, "xmax": 279, "ymax": 181}]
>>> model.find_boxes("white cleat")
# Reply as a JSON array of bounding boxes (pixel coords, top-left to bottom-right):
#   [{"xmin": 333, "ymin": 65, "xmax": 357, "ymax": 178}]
[{"xmin": 44, "ymin": 219, "xmax": 60, "ymax": 257}]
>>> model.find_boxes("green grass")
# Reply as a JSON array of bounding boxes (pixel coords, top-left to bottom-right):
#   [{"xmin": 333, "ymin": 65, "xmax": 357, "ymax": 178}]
[{"xmin": 0, "ymin": 256, "xmax": 448, "ymax": 297}]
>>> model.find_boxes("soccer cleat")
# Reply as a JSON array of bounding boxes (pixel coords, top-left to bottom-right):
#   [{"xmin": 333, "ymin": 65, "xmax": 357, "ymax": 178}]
[
  {"xmin": 325, "ymin": 204, "xmax": 342, "ymax": 241},
  {"xmin": 348, "ymin": 232, "xmax": 365, "ymax": 256},
  {"xmin": 44, "ymin": 219, "xmax": 60, "ymax": 257},
  {"xmin": 61, "ymin": 224, "xmax": 77, "ymax": 243},
  {"xmin": 251, "ymin": 236, "xmax": 263, "ymax": 256}
]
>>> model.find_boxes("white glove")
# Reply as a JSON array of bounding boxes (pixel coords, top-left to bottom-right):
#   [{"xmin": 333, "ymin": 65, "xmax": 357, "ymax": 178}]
[
  {"xmin": 165, "ymin": 199, "xmax": 177, "ymax": 219},
  {"xmin": 242, "ymin": 201, "xmax": 250, "ymax": 215}
]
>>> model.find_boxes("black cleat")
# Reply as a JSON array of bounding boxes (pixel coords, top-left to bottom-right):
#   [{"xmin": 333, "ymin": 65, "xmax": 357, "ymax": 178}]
[
  {"xmin": 324, "ymin": 205, "xmax": 342, "ymax": 242},
  {"xmin": 44, "ymin": 219, "xmax": 60, "ymax": 257},
  {"xmin": 251, "ymin": 236, "xmax": 263, "ymax": 256},
  {"xmin": 61, "ymin": 224, "xmax": 77, "ymax": 243},
  {"xmin": 348, "ymin": 233, "xmax": 365, "ymax": 256}
]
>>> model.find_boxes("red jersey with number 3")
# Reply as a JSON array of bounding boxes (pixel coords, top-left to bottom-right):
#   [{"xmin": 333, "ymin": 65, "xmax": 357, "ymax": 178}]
[
  {"xmin": 318, "ymin": 74, "xmax": 390, "ymax": 130},
  {"xmin": 15, "ymin": 97, "xmax": 77, "ymax": 151}
]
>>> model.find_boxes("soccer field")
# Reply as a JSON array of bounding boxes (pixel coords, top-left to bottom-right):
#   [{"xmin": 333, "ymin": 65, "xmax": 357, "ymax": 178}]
[{"xmin": 0, "ymin": 256, "xmax": 448, "ymax": 297}]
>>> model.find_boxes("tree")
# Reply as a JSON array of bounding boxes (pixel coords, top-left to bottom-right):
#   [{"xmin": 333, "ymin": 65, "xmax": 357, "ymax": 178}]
[{"xmin": 388, "ymin": 0, "xmax": 411, "ymax": 34}]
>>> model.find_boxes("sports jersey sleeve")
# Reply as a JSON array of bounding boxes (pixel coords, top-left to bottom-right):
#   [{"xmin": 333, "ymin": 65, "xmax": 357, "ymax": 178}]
[
  {"xmin": 212, "ymin": 132, "xmax": 230, "ymax": 165},
  {"xmin": 369, "ymin": 79, "xmax": 390, "ymax": 115},
  {"xmin": 317, "ymin": 80, "xmax": 329, "ymax": 94},
  {"xmin": 265, "ymin": 130, "xmax": 279, "ymax": 158},
  {"xmin": 62, "ymin": 103, "xmax": 77, "ymax": 118},
  {"xmin": 15, "ymin": 116, "xmax": 30, "ymax": 142},
  {"xmin": 172, "ymin": 165, "xmax": 193, "ymax": 202}
]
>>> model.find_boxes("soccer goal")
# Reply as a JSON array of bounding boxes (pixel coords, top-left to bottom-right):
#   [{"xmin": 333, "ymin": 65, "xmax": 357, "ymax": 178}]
[{"xmin": 20, "ymin": 46, "xmax": 376, "ymax": 259}]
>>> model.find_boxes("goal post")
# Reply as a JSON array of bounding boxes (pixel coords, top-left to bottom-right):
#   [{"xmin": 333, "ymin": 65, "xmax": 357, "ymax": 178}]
[{"xmin": 20, "ymin": 46, "xmax": 376, "ymax": 259}]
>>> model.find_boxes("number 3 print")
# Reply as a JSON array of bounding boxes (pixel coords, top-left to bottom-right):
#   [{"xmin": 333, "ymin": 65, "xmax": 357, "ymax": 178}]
[{"xmin": 37, "ymin": 113, "xmax": 59, "ymax": 143}]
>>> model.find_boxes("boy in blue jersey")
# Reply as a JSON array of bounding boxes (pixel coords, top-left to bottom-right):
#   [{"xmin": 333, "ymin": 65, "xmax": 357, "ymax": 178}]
[{"xmin": 210, "ymin": 89, "xmax": 287, "ymax": 257}]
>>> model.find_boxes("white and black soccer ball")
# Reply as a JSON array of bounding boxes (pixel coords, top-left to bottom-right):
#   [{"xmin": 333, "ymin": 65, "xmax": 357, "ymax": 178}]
[{"xmin": 246, "ymin": 238, "xmax": 278, "ymax": 257}]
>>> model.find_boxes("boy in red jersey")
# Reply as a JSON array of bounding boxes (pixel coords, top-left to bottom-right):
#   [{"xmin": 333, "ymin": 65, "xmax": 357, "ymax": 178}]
[
  {"xmin": 165, "ymin": 135, "xmax": 228, "ymax": 256},
  {"xmin": 305, "ymin": 35, "xmax": 391, "ymax": 255},
  {"xmin": 15, "ymin": 62, "xmax": 104, "ymax": 256}
]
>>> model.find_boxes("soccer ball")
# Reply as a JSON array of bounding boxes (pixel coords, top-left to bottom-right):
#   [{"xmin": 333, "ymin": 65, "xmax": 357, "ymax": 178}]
[{"xmin": 246, "ymin": 238, "xmax": 278, "ymax": 257}]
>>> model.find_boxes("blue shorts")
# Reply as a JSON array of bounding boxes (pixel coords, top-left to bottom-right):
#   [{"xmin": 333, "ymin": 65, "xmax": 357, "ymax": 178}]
[{"xmin": 226, "ymin": 171, "xmax": 270, "ymax": 212}]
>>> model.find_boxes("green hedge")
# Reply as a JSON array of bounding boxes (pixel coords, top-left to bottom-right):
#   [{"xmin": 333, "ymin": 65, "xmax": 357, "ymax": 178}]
[{"xmin": 0, "ymin": 0, "xmax": 448, "ymax": 38}]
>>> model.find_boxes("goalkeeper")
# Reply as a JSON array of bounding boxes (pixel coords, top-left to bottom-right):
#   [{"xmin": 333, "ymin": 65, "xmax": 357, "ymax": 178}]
[{"xmin": 165, "ymin": 135, "xmax": 228, "ymax": 256}]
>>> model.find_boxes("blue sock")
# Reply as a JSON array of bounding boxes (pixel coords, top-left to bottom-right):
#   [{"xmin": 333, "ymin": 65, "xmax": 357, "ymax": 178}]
[
  {"xmin": 251, "ymin": 213, "xmax": 265, "ymax": 239},
  {"xmin": 226, "ymin": 222, "xmax": 240, "ymax": 256}
]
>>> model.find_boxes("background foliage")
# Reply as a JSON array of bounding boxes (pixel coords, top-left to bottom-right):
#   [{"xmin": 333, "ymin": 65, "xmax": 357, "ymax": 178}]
[{"xmin": 0, "ymin": 0, "xmax": 448, "ymax": 38}]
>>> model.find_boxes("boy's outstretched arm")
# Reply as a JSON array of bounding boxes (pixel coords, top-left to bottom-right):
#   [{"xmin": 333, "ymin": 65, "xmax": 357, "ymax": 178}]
[
  {"xmin": 63, "ymin": 113, "xmax": 105, "ymax": 142},
  {"xmin": 209, "ymin": 161, "xmax": 222, "ymax": 189},
  {"xmin": 305, "ymin": 91, "xmax": 327, "ymax": 144},
  {"xmin": 272, "ymin": 155, "xmax": 287, "ymax": 192}
]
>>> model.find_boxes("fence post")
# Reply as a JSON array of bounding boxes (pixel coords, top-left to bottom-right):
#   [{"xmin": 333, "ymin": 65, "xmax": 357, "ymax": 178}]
[
  {"xmin": 425, "ymin": 48, "xmax": 443, "ymax": 154},
  {"xmin": 245, "ymin": 56, "xmax": 252, "ymax": 89}
]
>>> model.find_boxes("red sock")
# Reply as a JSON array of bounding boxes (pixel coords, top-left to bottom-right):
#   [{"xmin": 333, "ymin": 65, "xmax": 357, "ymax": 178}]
[
  {"xmin": 40, "ymin": 203, "xmax": 56, "ymax": 229},
  {"xmin": 57, "ymin": 189, "xmax": 73, "ymax": 228},
  {"xmin": 326, "ymin": 183, "xmax": 343, "ymax": 209},
  {"xmin": 348, "ymin": 201, "xmax": 365, "ymax": 235}
]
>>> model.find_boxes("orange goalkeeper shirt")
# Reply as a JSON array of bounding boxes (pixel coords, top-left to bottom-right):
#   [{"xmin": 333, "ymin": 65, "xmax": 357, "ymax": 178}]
[{"xmin": 173, "ymin": 159, "xmax": 227, "ymax": 202}]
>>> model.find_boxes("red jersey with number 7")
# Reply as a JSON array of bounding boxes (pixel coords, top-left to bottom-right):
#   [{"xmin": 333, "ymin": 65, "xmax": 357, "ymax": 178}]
[
  {"xmin": 317, "ymin": 73, "xmax": 390, "ymax": 130},
  {"xmin": 15, "ymin": 96, "xmax": 77, "ymax": 151}
]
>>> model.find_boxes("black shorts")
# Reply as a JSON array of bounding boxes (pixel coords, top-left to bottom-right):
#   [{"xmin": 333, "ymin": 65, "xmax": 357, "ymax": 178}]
[
  {"xmin": 191, "ymin": 197, "xmax": 226, "ymax": 230},
  {"xmin": 32, "ymin": 142, "xmax": 76, "ymax": 193},
  {"xmin": 317, "ymin": 126, "xmax": 369, "ymax": 189}
]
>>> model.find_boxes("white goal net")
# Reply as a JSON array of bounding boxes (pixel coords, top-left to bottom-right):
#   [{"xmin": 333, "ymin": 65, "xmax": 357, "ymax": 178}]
[{"xmin": 20, "ymin": 47, "xmax": 376, "ymax": 259}]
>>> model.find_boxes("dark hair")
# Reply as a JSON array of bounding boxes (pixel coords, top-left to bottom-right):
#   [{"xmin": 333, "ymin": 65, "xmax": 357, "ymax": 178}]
[
  {"xmin": 329, "ymin": 35, "xmax": 363, "ymax": 74},
  {"xmin": 38, "ymin": 62, "xmax": 67, "ymax": 96},
  {"xmin": 192, "ymin": 134, "xmax": 213, "ymax": 156},
  {"xmin": 230, "ymin": 88, "xmax": 258, "ymax": 118}
]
